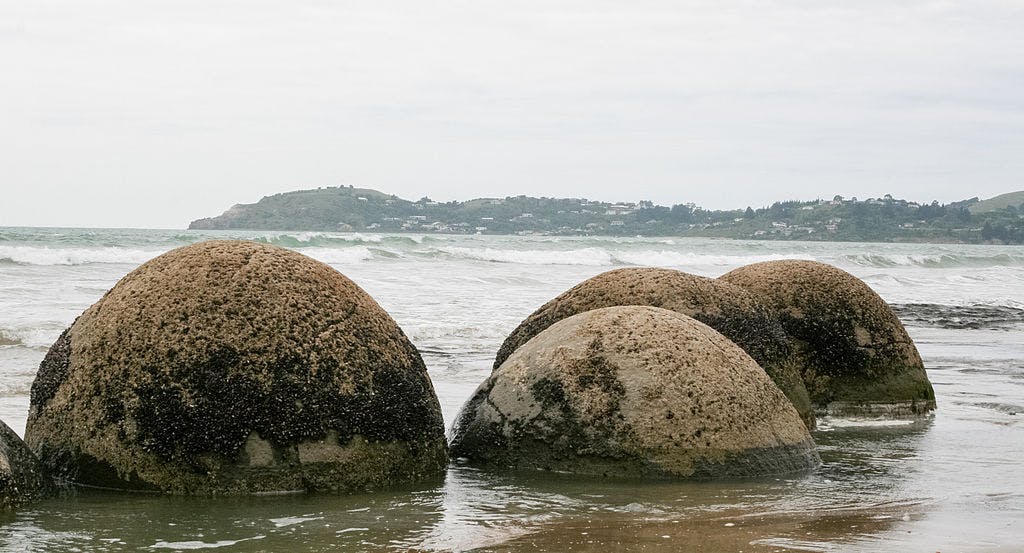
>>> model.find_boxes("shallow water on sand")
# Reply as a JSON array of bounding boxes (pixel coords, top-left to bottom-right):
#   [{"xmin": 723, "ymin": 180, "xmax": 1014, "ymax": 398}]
[{"xmin": 1, "ymin": 229, "xmax": 1022, "ymax": 551}]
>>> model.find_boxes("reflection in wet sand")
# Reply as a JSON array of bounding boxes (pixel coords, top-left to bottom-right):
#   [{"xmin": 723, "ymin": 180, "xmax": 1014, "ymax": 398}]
[{"xmin": 485, "ymin": 507, "xmax": 917, "ymax": 553}]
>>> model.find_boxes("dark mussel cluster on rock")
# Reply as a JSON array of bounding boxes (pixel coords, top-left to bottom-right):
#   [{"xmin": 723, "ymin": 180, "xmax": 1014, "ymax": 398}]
[
  {"xmin": 5, "ymin": 240, "xmax": 446, "ymax": 507},
  {"xmin": 2, "ymin": 242, "xmax": 934, "ymax": 510},
  {"xmin": 452, "ymin": 262, "xmax": 935, "ymax": 475}
]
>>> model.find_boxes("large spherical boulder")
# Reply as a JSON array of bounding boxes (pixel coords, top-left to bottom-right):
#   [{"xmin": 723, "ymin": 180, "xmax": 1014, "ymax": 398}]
[
  {"xmin": 493, "ymin": 268, "xmax": 814, "ymax": 428},
  {"xmin": 1, "ymin": 420, "xmax": 53, "ymax": 511},
  {"xmin": 25, "ymin": 240, "xmax": 447, "ymax": 494},
  {"xmin": 451, "ymin": 306, "xmax": 819, "ymax": 478},
  {"xmin": 720, "ymin": 260, "xmax": 935, "ymax": 417}
]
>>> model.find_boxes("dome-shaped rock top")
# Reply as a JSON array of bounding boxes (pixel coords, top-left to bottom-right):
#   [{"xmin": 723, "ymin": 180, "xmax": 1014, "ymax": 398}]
[
  {"xmin": 494, "ymin": 267, "xmax": 813, "ymax": 427},
  {"xmin": 452, "ymin": 306, "xmax": 819, "ymax": 478},
  {"xmin": 720, "ymin": 259, "xmax": 935, "ymax": 416},
  {"xmin": 26, "ymin": 240, "xmax": 447, "ymax": 494}
]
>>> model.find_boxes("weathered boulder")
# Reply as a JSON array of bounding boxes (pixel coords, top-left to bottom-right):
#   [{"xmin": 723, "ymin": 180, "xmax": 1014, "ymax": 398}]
[
  {"xmin": 1, "ymin": 420, "xmax": 53, "ymax": 511},
  {"xmin": 493, "ymin": 268, "xmax": 814, "ymax": 428},
  {"xmin": 720, "ymin": 260, "xmax": 935, "ymax": 417},
  {"xmin": 25, "ymin": 240, "xmax": 447, "ymax": 494},
  {"xmin": 451, "ymin": 306, "xmax": 819, "ymax": 478}
]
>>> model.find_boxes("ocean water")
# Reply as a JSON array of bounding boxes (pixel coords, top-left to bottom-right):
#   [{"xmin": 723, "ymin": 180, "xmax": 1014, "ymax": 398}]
[{"xmin": 0, "ymin": 227, "xmax": 1022, "ymax": 552}]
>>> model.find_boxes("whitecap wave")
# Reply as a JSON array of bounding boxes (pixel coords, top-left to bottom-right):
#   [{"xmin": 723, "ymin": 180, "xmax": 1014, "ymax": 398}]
[
  {"xmin": 846, "ymin": 252, "xmax": 1024, "ymax": 268},
  {"xmin": 428, "ymin": 246, "xmax": 816, "ymax": 268},
  {"xmin": 611, "ymin": 250, "xmax": 814, "ymax": 267},
  {"xmin": 0, "ymin": 245, "xmax": 162, "ymax": 266},
  {"xmin": 0, "ymin": 325, "xmax": 66, "ymax": 349},
  {"xmin": 255, "ymin": 231, "xmax": 383, "ymax": 245},
  {"xmin": 301, "ymin": 246, "xmax": 376, "ymax": 265},
  {"xmin": 435, "ymin": 246, "xmax": 615, "ymax": 266},
  {"xmin": 0, "ymin": 330, "xmax": 20, "ymax": 347}
]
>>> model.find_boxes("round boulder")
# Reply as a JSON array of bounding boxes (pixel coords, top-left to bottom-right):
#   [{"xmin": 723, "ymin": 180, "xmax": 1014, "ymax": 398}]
[
  {"xmin": 720, "ymin": 260, "xmax": 935, "ymax": 417},
  {"xmin": 25, "ymin": 240, "xmax": 447, "ymax": 494},
  {"xmin": 451, "ymin": 306, "xmax": 820, "ymax": 478},
  {"xmin": 1, "ymin": 420, "xmax": 53, "ymax": 511},
  {"xmin": 493, "ymin": 268, "xmax": 814, "ymax": 428}
]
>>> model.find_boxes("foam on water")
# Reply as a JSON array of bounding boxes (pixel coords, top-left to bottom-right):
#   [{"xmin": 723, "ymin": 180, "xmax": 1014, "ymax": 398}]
[
  {"xmin": 0, "ymin": 245, "xmax": 164, "ymax": 266},
  {"xmin": 149, "ymin": 536, "xmax": 266, "ymax": 549},
  {"xmin": 0, "ymin": 324, "xmax": 66, "ymax": 350},
  {"xmin": 434, "ymin": 246, "xmax": 615, "ymax": 266},
  {"xmin": 300, "ymin": 246, "xmax": 377, "ymax": 265},
  {"xmin": 269, "ymin": 516, "xmax": 323, "ymax": 528},
  {"xmin": 612, "ymin": 250, "xmax": 814, "ymax": 268},
  {"xmin": 0, "ymin": 330, "xmax": 21, "ymax": 347}
]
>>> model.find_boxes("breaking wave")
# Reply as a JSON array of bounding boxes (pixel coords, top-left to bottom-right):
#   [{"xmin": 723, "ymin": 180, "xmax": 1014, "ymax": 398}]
[
  {"xmin": 0, "ymin": 331, "xmax": 21, "ymax": 347},
  {"xmin": 845, "ymin": 252, "xmax": 1024, "ymax": 268},
  {"xmin": 301, "ymin": 246, "xmax": 377, "ymax": 265},
  {"xmin": 432, "ymin": 246, "xmax": 614, "ymax": 266},
  {"xmin": 251, "ymin": 232, "xmax": 439, "ymax": 248},
  {"xmin": 892, "ymin": 303, "xmax": 1024, "ymax": 330},
  {"xmin": 0, "ymin": 325, "xmax": 64, "ymax": 349},
  {"xmin": 2, "ymin": 230, "xmax": 1022, "ymax": 275},
  {"xmin": 0, "ymin": 245, "xmax": 163, "ymax": 266},
  {"xmin": 421, "ymin": 247, "xmax": 819, "ymax": 267}
]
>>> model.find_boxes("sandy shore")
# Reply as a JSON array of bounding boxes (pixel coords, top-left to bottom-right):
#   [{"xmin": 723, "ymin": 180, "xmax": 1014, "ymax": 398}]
[{"xmin": 475, "ymin": 506, "xmax": 920, "ymax": 552}]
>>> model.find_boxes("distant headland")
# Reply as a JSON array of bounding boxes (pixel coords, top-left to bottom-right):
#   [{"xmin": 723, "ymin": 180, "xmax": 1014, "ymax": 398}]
[{"xmin": 189, "ymin": 187, "xmax": 1024, "ymax": 245}]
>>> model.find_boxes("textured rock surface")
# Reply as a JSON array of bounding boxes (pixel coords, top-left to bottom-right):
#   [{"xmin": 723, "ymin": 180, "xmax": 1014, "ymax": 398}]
[
  {"xmin": 1, "ymin": 419, "xmax": 53, "ymax": 511},
  {"xmin": 721, "ymin": 260, "xmax": 935, "ymax": 416},
  {"xmin": 493, "ymin": 268, "xmax": 814, "ymax": 427},
  {"xmin": 25, "ymin": 240, "xmax": 447, "ymax": 494},
  {"xmin": 452, "ymin": 306, "xmax": 819, "ymax": 478}
]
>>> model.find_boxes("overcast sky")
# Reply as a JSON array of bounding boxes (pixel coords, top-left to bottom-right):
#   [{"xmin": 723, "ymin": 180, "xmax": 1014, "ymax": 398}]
[{"xmin": 2, "ymin": 1, "xmax": 1022, "ymax": 228}]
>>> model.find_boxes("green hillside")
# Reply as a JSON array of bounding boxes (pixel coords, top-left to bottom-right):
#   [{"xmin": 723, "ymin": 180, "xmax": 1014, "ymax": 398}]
[
  {"xmin": 189, "ymin": 186, "xmax": 1024, "ymax": 245},
  {"xmin": 969, "ymin": 191, "xmax": 1024, "ymax": 214}
]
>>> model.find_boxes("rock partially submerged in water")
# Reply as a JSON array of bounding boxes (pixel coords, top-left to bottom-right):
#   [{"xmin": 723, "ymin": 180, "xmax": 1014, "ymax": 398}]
[
  {"xmin": 1, "ymin": 419, "xmax": 53, "ymax": 511},
  {"xmin": 493, "ymin": 268, "xmax": 814, "ymax": 428},
  {"xmin": 720, "ymin": 260, "xmax": 936, "ymax": 417},
  {"xmin": 451, "ymin": 306, "xmax": 820, "ymax": 478},
  {"xmin": 25, "ymin": 240, "xmax": 447, "ymax": 494}
]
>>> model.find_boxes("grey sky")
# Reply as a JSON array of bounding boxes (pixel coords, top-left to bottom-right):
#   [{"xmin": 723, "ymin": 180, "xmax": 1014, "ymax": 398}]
[{"xmin": 2, "ymin": 1, "xmax": 1022, "ymax": 228}]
